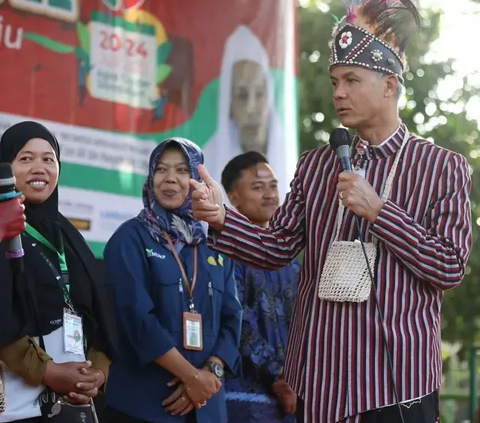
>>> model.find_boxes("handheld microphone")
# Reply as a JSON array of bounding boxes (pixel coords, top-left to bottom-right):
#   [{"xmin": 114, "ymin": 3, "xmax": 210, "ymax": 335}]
[
  {"xmin": 0, "ymin": 163, "xmax": 24, "ymax": 274},
  {"xmin": 329, "ymin": 128, "xmax": 353, "ymax": 173}
]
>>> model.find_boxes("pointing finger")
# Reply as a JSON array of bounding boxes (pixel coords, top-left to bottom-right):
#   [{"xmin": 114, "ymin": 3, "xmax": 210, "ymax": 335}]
[{"xmin": 198, "ymin": 164, "xmax": 216, "ymax": 186}]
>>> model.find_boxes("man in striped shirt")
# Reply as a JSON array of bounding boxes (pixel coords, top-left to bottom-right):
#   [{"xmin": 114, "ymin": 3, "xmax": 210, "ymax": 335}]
[{"xmin": 190, "ymin": 1, "xmax": 473, "ymax": 421}]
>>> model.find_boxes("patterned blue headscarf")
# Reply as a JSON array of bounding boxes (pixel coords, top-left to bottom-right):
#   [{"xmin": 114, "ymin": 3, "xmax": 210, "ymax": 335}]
[{"xmin": 137, "ymin": 137, "xmax": 206, "ymax": 246}]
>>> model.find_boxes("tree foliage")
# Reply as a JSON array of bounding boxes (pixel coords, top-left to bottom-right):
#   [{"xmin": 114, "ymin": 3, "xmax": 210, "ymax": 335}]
[{"xmin": 298, "ymin": 1, "xmax": 480, "ymax": 357}]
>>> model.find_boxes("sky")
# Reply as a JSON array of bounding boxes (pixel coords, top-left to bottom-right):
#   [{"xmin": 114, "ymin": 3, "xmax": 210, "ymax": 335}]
[
  {"xmin": 422, "ymin": 0, "xmax": 480, "ymax": 123},
  {"xmin": 423, "ymin": 0, "xmax": 480, "ymax": 73}
]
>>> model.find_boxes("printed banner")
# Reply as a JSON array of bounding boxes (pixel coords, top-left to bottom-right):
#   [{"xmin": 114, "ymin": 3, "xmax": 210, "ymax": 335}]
[{"xmin": 0, "ymin": 0, "xmax": 298, "ymax": 257}]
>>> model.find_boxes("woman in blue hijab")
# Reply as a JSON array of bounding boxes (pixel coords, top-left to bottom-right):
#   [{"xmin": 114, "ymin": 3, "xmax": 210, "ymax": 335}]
[{"xmin": 103, "ymin": 138, "xmax": 242, "ymax": 423}]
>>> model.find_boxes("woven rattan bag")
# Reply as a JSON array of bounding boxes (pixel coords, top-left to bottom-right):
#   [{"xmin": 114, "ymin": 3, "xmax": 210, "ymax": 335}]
[{"xmin": 318, "ymin": 129, "xmax": 409, "ymax": 303}]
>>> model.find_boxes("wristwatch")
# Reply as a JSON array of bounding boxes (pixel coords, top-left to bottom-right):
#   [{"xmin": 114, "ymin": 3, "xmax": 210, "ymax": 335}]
[{"xmin": 205, "ymin": 361, "xmax": 224, "ymax": 379}]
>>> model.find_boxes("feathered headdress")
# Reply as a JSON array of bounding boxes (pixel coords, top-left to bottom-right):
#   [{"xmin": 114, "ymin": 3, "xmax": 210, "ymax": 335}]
[{"xmin": 330, "ymin": 0, "xmax": 421, "ymax": 82}]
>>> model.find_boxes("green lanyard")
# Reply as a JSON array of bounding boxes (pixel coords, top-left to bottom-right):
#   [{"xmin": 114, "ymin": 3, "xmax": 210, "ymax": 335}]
[
  {"xmin": 25, "ymin": 223, "xmax": 72, "ymax": 306},
  {"xmin": 25, "ymin": 223, "xmax": 68, "ymax": 273}
]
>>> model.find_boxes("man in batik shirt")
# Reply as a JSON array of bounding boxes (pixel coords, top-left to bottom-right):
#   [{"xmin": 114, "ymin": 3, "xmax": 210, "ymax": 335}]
[{"xmin": 221, "ymin": 152, "xmax": 298, "ymax": 422}]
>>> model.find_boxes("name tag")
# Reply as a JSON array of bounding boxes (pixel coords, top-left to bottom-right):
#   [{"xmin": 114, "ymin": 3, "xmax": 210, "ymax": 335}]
[
  {"xmin": 63, "ymin": 308, "xmax": 84, "ymax": 355},
  {"xmin": 183, "ymin": 312, "xmax": 203, "ymax": 351}
]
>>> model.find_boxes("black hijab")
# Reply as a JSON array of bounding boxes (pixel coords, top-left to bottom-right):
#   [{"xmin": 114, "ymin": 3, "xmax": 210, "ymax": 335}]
[
  {"xmin": 0, "ymin": 121, "xmax": 62, "ymax": 249},
  {"xmin": 0, "ymin": 121, "xmax": 117, "ymax": 359}
]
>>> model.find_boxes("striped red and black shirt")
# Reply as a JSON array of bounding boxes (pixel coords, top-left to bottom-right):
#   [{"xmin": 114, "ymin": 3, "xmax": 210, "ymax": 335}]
[{"xmin": 209, "ymin": 124, "xmax": 472, "ymax": 422}]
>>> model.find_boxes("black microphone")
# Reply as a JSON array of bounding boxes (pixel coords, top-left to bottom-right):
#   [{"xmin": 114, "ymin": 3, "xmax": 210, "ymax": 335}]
[
  {"xmin": 329, "ymin": 128, "xmax": 353, "ymax": 173},
  {"xmin": 0, "ymin": 163, "xmax": 24, "ymax": 274}
]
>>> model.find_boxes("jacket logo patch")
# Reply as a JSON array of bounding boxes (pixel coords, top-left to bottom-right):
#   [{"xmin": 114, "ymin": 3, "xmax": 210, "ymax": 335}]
[{"xmin": 146, "ymin": 248, "xmax": 166, "ymax": 259}]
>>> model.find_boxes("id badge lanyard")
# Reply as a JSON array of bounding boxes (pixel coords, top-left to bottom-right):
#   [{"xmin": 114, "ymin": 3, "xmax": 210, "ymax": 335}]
[
  {"xmin": 25, "ymin": 223, "xmax": 73, "ymax": 310},
  {"xmin": 25, "ymin": 224, "xmax": 85, "ymax": 355},
  {"xmin": 163, "ymin": 231, "xmax": 198, "ymax": 312},
  {"xmin": 163, "ymin": 232, "xmax": 203, "ymax": 351}
]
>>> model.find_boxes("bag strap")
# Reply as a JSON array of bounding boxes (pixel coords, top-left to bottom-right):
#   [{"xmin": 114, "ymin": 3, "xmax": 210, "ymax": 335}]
[{"xmin": 334, "ymin": 127, "xmax": 410, "ymax": 242}]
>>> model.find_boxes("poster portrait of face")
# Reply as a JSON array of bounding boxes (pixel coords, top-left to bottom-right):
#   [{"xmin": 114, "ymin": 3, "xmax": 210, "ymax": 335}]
[
  {"xmin": 0, "ymin": 0, "xmax": 297, "ymax": 255},
  {"xmin": 203, "ymin": 25, "xmax": 294, "ymax": 202}
]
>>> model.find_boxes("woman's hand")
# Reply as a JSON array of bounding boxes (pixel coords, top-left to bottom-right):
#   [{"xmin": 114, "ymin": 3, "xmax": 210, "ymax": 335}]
[
  {"xmin": 77, "ymin": 367, "xmax": 105, "ymax": 390},
  {"xmin": 163, "ymin": 379, "xmax": 196, "ymax": 416},
  {"xmin": 184, "ymin": 369, "xmax": 221, "ymax": 408},
  {"xmin": 65, "ymin": 392, "xmax": 94, "ymax": 405},
  {"xmin": 43, "ymin": 361, "xmax": 99, "ymax": 395},
  {"xmin": 66, "ymin": 367, "xmax": 106, "ymax": 404}
]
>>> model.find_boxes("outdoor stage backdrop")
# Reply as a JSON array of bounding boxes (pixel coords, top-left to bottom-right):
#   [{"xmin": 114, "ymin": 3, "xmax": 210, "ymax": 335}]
[{"xmin": 0, "ymin": 0, "xmax": 298, "ymax": 257}]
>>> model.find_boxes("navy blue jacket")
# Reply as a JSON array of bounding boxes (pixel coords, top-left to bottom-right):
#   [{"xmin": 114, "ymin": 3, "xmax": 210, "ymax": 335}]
[{"xmin": 103, "ymin": 218, "xmax": 242, "ymax": 423}]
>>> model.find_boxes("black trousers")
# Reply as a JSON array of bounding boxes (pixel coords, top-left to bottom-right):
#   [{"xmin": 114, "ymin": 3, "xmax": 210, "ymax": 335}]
[
  {"xmin": 296, "ymin": 397, "xmax": 305, "ymax": 422},
  {"xmin": 105, "ymin": 407, "xmax": 197, "ymax": 423},
  {"xmin": 296, "ymin": 391, "xmax": 438, "ymax": 422},
  {"xmin": 14, "ymin": 419, "xmax": 42, "ymax": 423},
  {"xmin": 361, "ymin": 392, "xmax": 439, "ymax": 423}
]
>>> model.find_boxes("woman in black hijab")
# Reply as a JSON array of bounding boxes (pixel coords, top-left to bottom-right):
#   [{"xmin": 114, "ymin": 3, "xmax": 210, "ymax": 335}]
[{"xmin": 0, "ymin": 121, "xmax": 115, "ymax": 423}]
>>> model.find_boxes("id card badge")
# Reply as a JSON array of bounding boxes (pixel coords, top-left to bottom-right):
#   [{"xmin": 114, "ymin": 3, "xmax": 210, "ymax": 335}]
[
  {"xmin": 183, "ymin": 312, "xmax": 203, "ymax": 351},
  {"xmin": 63, "ymin": 308, "xmax": 84, "ymax": 355}
]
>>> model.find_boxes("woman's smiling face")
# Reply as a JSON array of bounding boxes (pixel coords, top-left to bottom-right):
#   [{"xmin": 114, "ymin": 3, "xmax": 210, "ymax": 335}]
[
  {"xmin": 153, "ymin": 147, "xmax": 191, "ymax": 210},
  {"xmin": 11, "ymin": 138, "xmax": 59, "ymax": 204}
]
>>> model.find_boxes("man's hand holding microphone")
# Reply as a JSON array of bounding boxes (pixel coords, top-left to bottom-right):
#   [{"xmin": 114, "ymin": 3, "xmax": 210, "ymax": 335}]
[{"xmin": 0, "ymin": 195, "xmax": 25, "ymax": 242}]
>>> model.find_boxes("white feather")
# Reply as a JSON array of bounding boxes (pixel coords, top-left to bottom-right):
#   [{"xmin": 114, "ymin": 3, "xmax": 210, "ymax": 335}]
[{"xmin": 171, "ymin": 215, "xmax": 193, "ymax": 244}]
